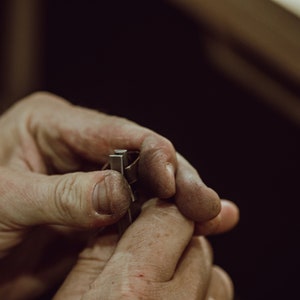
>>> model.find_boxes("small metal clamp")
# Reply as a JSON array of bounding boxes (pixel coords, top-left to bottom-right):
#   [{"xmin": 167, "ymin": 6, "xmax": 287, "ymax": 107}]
[{"xmin": 108, "ymin": 149, "xmax": 140, "ymax": 235}]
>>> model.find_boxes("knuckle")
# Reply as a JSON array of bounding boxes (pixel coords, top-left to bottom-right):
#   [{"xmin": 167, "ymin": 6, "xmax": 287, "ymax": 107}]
[
  {"xmin": 53, "ymin": 174, "xmax": 83, "ymax": 221},
  {"xmin": 149, "ymin": 201, "xmax": 189, "ymax": 227},
  {"xmin": 20, "ymin": 91, "xmax": 71, "ymax": 112},
  {"xmin": 28, "ymin": 91, "xmax": 54, "ymax": 100},
  {"xmin": 20, "ymin": 91, "xmax": 56, "ymax": 107},
  {"xmin": 12, "ymin": 92, "xmax": 71, "ymax": 129},
  {"xmin": 28, "ymin": 91, "xmax": 64, "ymax": 103},
  {"xmin": 142, "ymin": 133, "xmax": 175, "ymax": 158}
]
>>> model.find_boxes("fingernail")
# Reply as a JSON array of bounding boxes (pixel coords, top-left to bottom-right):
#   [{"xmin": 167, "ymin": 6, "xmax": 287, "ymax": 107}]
[
  {"xmin": 92, "ymin": 177, "xmax": 112, "ymax": 214},
  {"xmin": 165, "ymin": 162, "xmax": 174, "ymax": 177},
  {"xmin": 166, "ymin": 162, "xmax": 175, "ymax": 187},
  {"xmin": 165, "ymin": 162, "xmax": 176, "ymax": 195}
]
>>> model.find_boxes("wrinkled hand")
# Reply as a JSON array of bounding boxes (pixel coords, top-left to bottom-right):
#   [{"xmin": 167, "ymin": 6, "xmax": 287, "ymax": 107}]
[
  {"xmin": 55, "ymin": 199, "xmax": 234, "ymax": 300},
  {"xmin": 0, "ymin": 92, "xmax": 239, "ymax": 298}
]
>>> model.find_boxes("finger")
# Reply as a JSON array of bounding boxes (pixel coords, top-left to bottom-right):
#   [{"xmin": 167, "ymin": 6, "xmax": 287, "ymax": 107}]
[
  {"xmin": 163, "ymin": 236, "xmax": 213, "ymax": 299},
  {"xmin": 82, "ymin": 199, "xmax": 194, "ymax": 299},
  {"xmin": 24, "ymin": 92, "xmax": 151, "ymax": 168},
  {"xmin": 194, "ymin": 200, "xmax": 240, "ymax": 236},
  {"xmin": 21, "ymin": 92, "xmax": 177, "ymax": 197},
  {"xmin": 205, "ymin": 266, "xmax": 234, "ymax": 300},
  {"xmin": 0, "ymin": 167, "xmax": 131, "ymax": 230},
  {"xmin": 113, "ymin": 198, "xmax": 194, "ymax": 281},
  {"xmin": 175, "ymin": 153, "xmax": 221, "ymax": 223},
  {"xmin": 138, "ymin": 135, "xmax": 177, "ymax": 198},
  {"xmin": 54, "ymin": 230, "xmax": 119, "ymax": 300}
]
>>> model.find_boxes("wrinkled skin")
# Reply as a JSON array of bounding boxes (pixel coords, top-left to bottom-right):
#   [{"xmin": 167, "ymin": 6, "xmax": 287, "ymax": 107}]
[{"xmin": 0, "ymin": 92, "xmax": 239, "ymax": 299}]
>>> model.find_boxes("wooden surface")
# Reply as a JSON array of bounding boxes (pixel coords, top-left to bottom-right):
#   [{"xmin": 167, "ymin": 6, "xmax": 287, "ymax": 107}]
[
  {"xmin": 167, "ymin": 0, "xmax": 300, "ymax": 125},
  {"xmin": 1, "ymin": 0, "xmax": 300, "ymax": 124},
  {"xmin": 0, "ymin": 0, "xmax": 43, "ymax": 113},
  {"xmin": 271, "ymin": 0, "xmax": 300, "ymax": 17}
]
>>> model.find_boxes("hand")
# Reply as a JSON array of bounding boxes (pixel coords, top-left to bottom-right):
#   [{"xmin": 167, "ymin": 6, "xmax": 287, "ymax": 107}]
[
  {"xmin": 55, "ymin": 199, "xmax": 234, "ymax": 300},
  {"xmin": 0, "ymin": 92, "xmax": 239, "ymax": 298}
]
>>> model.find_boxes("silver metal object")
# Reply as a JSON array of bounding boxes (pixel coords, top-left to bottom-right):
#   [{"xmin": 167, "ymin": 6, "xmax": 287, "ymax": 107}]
[{"xmin": 108, "ymin": 149, "xmax": 140, "ymax": 235}]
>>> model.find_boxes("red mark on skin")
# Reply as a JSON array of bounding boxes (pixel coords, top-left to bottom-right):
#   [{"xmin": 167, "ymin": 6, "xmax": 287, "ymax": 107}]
[{"xmin": 137, "ymin": 273, "xmax": 145, "ymax": 278}]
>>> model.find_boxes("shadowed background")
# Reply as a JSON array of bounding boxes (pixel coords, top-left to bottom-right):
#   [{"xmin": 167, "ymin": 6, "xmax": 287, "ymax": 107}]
[{"xmin": 0, "ymin": 1, "xmax": 299, "ymax": 299}]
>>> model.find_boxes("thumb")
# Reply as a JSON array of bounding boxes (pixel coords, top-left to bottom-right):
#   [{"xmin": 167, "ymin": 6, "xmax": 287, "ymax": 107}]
[{"xmin": 0, "ymin": 167, "xmax": 131, "ymax": 229}]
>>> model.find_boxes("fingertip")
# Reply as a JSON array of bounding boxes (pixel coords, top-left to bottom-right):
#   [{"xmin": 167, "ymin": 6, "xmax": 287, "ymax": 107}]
[
  {"xmin": 194, "ymin": 199, "xmax": 240, "ymax": 235},
  {"xmin": 176, "ymin": 184, "xmax": 222, "ymax": 223},
  {"xmin": 219, "ymin": 199, "xmax": 240, "ymax": 230},
  {"xmin": 207, "ymin": 266, "xmax": 234, "ymax": 300},
  {"xmin": 206, "ymin": 187, "xmax": 222, "ymax": 216}
]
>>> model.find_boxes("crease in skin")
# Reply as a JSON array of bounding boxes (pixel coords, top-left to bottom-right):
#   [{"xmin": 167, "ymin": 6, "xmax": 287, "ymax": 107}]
[
  {"xmin": 34, "ymin": 128, "xmax": 82, "ymax": 174},
  {"xmin": 139, "ymin": 153, "xmax": 176, "ymax": 199},
  {"xmin": 23, "ymin": 95, "xmax": 87, "ymax": 173},
  {"xmin": 9, "ymin": 97, "xmax": 50, "ymax": 172},
  {"xmin": 150, "ymin": 211, "xmax": 190, "ymax": 228},
  {"xmin": 87, "ymin": 251, "xmax": 135, "ymax": 297},
  {"xmin": 19, "ymin": 136, "xmax": 47, "ymax": 173},
  {"xmin": 104, "ymin": 116, "xmax": 147, "ymax": 148},
  {"xmin": 27, "ymin": 98, "xmax": 142, "ymax": 172},
  {"xmin": 173, "ymin": 153, "xmax": 222, "ymax": 223}
]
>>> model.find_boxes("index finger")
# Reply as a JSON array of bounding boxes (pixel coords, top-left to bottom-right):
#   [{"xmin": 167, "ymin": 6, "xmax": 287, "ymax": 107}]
[
  {"xmin": 83, "ymin": 199, "xmax": 213, "ymax": 300},
  {"xmin": 98, "ymin": 198, "xmax": 194, "ymax": 282},
  {"xmin": 23, "ymin": 92, "xmax": 177, "ymax": 197}
]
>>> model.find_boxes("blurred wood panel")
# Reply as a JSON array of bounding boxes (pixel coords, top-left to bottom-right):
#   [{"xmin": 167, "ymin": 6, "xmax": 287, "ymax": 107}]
[
  {"xmin": 0, "ymin": 0, "xmax": 43, "ymax": 113},
  {"xmin": 271, "ymin": 0, "xmax": 300, "ymax": 17},
  {"xmin": 167, "ymin": 0, "xmax": 300, "ymax": 125},
  {"xmin": 1, "ymin": 0, "xmax": 300, "ymax": 125}
]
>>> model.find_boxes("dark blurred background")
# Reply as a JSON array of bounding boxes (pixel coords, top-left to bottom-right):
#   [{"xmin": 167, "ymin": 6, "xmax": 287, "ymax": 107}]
[{"xmin": 1, "ymin": 1, "xmax": 299, "ymax": 299}]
